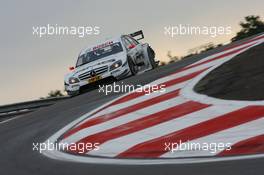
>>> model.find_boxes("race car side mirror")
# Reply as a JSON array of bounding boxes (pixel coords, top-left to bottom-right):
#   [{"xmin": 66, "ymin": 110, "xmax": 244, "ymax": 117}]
[
  {"xmin": 128, "ymin": 44, "xmax": 136, "ymax": 49},
  {"xmin": 69, "ymin": 66, "xmax": 75, "ymax": 71}
]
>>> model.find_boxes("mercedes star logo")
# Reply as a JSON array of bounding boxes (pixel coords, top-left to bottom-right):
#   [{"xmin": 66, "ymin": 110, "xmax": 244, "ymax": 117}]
[{"xmin": 90, "ymin": 70, "xmax": 96, "ymax": 77}]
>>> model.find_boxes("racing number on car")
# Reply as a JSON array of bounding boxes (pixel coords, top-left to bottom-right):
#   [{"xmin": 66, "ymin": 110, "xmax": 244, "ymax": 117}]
[{"xmin": 88, "ymin": 75, "xmax": 101, "ymax": 83}]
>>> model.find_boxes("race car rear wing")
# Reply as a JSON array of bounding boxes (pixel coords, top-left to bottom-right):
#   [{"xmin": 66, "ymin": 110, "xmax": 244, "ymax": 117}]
[{"xmin": 129, "ymin": 30, "xmax": 144, "ymax": 40}]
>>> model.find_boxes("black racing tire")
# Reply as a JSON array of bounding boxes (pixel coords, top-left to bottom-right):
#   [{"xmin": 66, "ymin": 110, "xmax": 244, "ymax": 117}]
[
  {"xmin": 67, "ymin": 90, "xmax": 79, "ymax": 97},
  {"xmin": 147, "ymin": 46, "xmax": 157, "ymax": 69},
  {"xmin": 127, "ymin": 56, "xmax": 138, "ymax": 75}
]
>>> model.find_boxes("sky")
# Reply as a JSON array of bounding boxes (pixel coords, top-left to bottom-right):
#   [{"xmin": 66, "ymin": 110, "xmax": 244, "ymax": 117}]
[{"xmin": 0, "ymin": 0, "xmax": 263, "ymax": 105}]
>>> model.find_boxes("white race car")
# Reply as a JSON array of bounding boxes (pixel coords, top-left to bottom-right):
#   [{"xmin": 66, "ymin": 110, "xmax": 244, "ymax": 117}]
[{"xmin": 64, "ymin": 30, "xmax": 158, "ymax": 96}]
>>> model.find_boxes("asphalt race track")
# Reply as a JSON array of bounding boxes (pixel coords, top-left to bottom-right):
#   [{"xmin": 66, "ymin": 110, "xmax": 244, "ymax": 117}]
[
  {"xmin": 1, "ymin": 34, "xmax": 264, "ymax": 175},
  {"xmin": 195, "ymin": 43, "xmax": 264, "ymax": 100}
]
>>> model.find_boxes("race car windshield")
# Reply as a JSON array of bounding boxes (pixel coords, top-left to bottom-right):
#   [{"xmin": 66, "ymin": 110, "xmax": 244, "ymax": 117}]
[{"xmin": 76, "ymin": 42, "xmax": 123, "ymax": 67}]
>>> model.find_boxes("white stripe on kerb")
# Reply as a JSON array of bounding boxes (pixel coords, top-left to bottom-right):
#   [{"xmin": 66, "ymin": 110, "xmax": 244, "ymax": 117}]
[
  {"xmin": 162, "ymin": 117, "xmax": 264, "ymax": 158},
  {"xmin": 61, "ymin": 96, "xmax": 187, "ymax": 144},
  {"xmin": 87, "ymin": 105, "xmax": 244, "ymax": 157}
]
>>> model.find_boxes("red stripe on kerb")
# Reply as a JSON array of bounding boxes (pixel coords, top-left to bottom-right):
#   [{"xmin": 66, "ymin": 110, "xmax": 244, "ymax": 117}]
[
  {"xmin": 111, "ymin": 68, "xmax": 207, "ymax": 105},
  {"xmin": 62, "ymin": 89, "xmax": 181, "ymax": 139},
  {"xmin": 159, "ymin": 42, "xmax": 256, "ymax": 82},
  {"xmin": 117, "ymin": 106, "xmax": 264, "ymax": 158},
  {"xmin": 68, "ymin": 101, "xmax": 210, "ymax": 154},
  {"xmin": 182, "ymin": 43, "xmax": 256, "ymax": 71},
  {"xmin": 223, "ymin": 35, "xmax": 264, "ymax": 51},
  {"xmin": 218, "ymin": 134, "xmax": 264, "ymax": 156}
]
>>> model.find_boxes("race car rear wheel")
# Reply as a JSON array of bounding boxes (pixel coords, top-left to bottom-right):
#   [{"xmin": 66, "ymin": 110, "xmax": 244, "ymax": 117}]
[
  {"xmin": 147, "ymin": 46, "xmax": 157, "ymax": 69},
  {"xmin": 128, "ymin": 56, "xmax": 138, "ymax": 75}
]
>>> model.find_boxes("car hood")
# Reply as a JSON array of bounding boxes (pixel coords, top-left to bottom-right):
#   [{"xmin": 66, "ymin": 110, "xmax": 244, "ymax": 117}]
[{"xmin": 65, "ymin": 52, "xmax": 126, "ymax": 80}]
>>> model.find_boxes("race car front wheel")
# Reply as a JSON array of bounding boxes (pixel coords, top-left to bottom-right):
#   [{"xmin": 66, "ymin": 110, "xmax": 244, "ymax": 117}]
[
  {"xmin": 67, "ymin": 90, "xmax": 79, "ymax": 97},
  {"xmin": 128, "ymin": 56, "xmax": 138, "ymax": 75}
]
